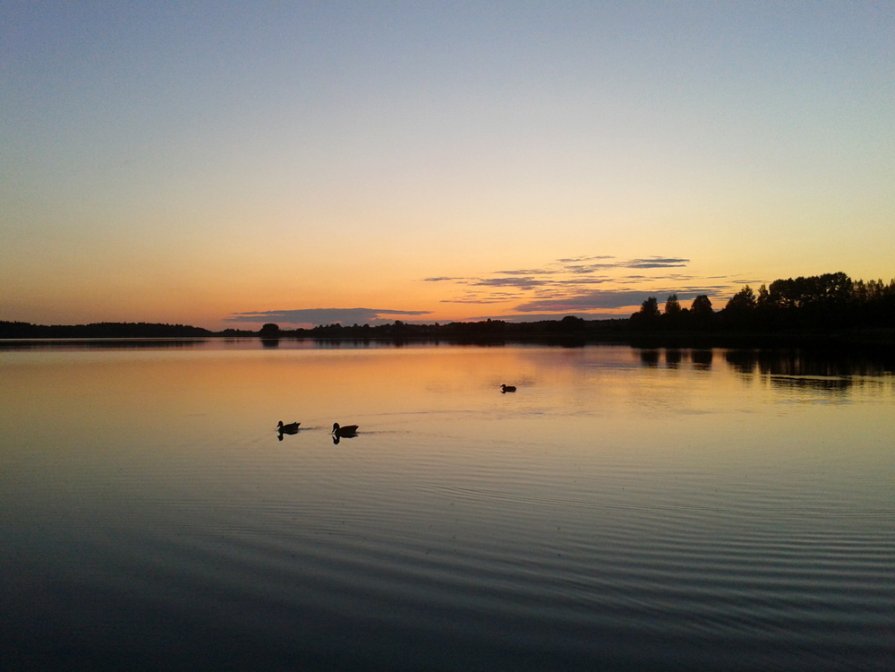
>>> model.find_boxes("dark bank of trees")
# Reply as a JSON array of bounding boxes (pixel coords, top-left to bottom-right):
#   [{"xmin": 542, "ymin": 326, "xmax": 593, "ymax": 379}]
[
  {"xmin": 1, "ymin": 272, "xmax": 891, "ymax": 346},
  {"xmin": 0, "ymin": 321, "xmax": 212, "ymax": 339},
  {"xmin": 629, "ymin": 292, "xmax": 717, "ymax": 331},
  {"xmin": 720, "ymin": 272, "xmax": 895, "ymax": 330},
  {"xmin": 630, "ymin": 272, "xmax": 895, "ymax": 341},
  {"xmin": 268, "ymin": 316, "xmax": 628, "ymax": 345}
]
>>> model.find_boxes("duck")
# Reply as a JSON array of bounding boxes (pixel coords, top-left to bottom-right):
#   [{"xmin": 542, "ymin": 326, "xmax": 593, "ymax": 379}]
[
  {"xmin": 277, "ymin": 420, "xmax": 301, "ymax": 433},
  {"xmin": 500, "ymin": 384, "xmax": 517, "ymax": 393},
  {"xmin": 332, "ymin": 422, "xmax": 359, "ymax": 437}
]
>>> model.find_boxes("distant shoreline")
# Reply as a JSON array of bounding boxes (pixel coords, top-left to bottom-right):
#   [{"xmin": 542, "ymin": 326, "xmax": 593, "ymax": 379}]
[
  {"xmin": 2, "ymin": 319, "xmax": 892, "ymax": 351},
  {"xmin": 4, "ymin": 269, "xmax": 894, "ymax": 350}
]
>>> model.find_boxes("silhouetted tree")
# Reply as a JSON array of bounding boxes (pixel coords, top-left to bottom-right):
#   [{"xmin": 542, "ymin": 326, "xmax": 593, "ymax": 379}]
[
  {"xmin": 725, "ymin": 286, "xmax": 756, "ymax": 313},
  {"xmin": 691, "ymin": 295, "xmax": 713, "ymax": 317},
  {"xmin": 687, "ymin": 294, "xmax": 715, "ymax": 330},
  {"xmin": 723, "ymin": 287, "xmax": 757, "ymax": 328},
  {"xmin": 664, "ymin": 294, "xmax": 681, "ymax": 316},
  {"xmin": 630, "ymin": 297, "xmax": 661, "ymax": 330},
  {"xmin": 639, "ymin": 297, "xmax": 660, "ymax": 319},
  {"xmin": 632, "ymin": 297, "xmax": 660, "ymax": 329}
]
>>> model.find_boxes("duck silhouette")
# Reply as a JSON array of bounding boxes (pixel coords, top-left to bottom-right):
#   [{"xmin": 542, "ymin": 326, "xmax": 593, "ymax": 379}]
[
  {"xmin": 332, "ymin": 422, "xmax": 358, "ymax": 444},
  {"xmin": 500, "ymin": 384, "xmax": 517, "ymax": 393},
  {"xmin": 277, "ymin": 421, "xmax": 300, "ymax": 440}
]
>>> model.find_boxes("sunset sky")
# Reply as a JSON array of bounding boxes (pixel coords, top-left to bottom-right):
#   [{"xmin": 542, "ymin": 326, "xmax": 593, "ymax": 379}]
[{"xmin": 2, "ymin": 2, "xmax": 893, "ymax": 329}]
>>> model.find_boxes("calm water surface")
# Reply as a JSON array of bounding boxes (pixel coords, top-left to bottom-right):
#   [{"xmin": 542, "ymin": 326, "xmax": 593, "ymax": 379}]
[{"xmin": 1, "ymin": 342, "xmax": 893, "ymax": 670}]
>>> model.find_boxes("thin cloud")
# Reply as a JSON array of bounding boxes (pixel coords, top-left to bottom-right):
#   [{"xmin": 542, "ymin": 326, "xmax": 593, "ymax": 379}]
[
  {"xmin": 556, "ymin": 255, "xmax": 616, "ymax": 263},
  {"xmin": 441, "ymin": 289, "xmax": 524, "ymax": 304},
  {"xmin": 625, "ymin": 257, "xmax": 690, "ymax": 268},
  {"xmin": 470, "ymin": 277, "xmax": 547, "ymax": 289},
  {"xmin": 227, "ymin": 307, "xmax": 430, "ymax": 326},
  {"xmin": 557, "ymin": 256, "xmax": 690, "ymax": 272},
  {"xmin": 555, "ymin": 277, "xmax": 610, "ymax": 285},
  {"xmin": 564, "ymin": 263, "xmax": 618, "ymax": 273},
  {"xmin": 494, "ymin": 268, "xmax": 556, "ymax": 276},
  {"xmin": 440, "ymin": 297, "xmax": 511, "ymax": 304},
  {"xmin": 676, "ymin": 285, "xmax": 730, "ymax": 294}
]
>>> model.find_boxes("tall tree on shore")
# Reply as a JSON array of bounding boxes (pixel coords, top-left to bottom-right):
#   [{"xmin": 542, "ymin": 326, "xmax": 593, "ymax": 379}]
[
  {"xmin": 725, "ymin": 286, "xmax": 756, "ymax": 313},
  {"xmin": 664, "ymin": 294, "xmax": 681, "ymax": 316},
  {"xmin": 639, "ymin": 297, "xmax": 660, "ymax": 319},
  {"xmin": 691, "ymin": 295, "xmax": 713, "ymax": 317}
]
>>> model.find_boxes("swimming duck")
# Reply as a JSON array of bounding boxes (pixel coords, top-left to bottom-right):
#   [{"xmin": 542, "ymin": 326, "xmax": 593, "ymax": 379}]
[
  {"xmin": 332, "ymin": 422, "xmax": 358, "ymax": 437},
  {"xmin": 332, "ymin": 422, "xmax": 359, "ymax": 445},
  {"xmin": 277, "ymin": 421, "xmax": 301, "ymax": 433},
  {"xmin": 500, "ymin": 384, "xmax": 517, "ymax": 393}
]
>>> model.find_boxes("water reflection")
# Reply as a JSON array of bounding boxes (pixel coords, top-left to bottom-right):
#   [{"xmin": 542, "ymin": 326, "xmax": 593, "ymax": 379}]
[
  {"xmin": 723, "ymin": 348, "xmax": 894, "ymax": 394},
  {"xmin": 665, "ymin": 349, "xmax": 683, "ymax": 367},
  {"xmin": 639, "ymin": 349, "xmax": 660, "ymax": 367},
  {"xmin": 622, "ymin": 346, "xmax": 892, "ymax": 396},
  {"xmin": 691, "ymin": 349, "xmax": 713, "ymax": 369}
]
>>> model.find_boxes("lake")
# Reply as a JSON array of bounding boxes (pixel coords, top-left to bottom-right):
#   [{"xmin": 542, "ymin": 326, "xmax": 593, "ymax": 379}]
[{"xmin": 1, "ymin": 341, "xmax": 893, "ymax": 671}]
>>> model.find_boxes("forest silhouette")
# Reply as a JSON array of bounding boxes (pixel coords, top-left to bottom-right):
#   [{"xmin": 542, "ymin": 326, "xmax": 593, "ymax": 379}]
[
  {"xmin": 2, "ymin": 272, "xmax": 892, "ymax": 347},
  {"xmin": 628, "ymin": 271, "xmax": 894, "ymax": 335}
]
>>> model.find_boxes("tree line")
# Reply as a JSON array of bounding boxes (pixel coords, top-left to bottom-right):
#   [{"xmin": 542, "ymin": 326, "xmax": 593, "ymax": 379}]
[
  {"xmin": 0, "ymin": 321, "xmax": 212, "ymax": 339},
  {"xmin": 631, "ymin": 271, "xmax": 895, "ymax": 332},
  {"xmin": 2, "ymin": 272, "xmax": 891, "ymax": 344}
]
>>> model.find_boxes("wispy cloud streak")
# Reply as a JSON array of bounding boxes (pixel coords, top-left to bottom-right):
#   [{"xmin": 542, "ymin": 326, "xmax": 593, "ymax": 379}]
[
  {"xmin": 625, "ymin": 257, "xmax": 690, "ymax": 269},
  {"xmin": 227, "ymin": 307, "xmax": 429, "ymax": 326}
]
